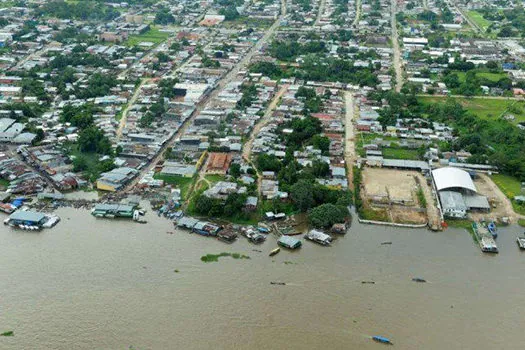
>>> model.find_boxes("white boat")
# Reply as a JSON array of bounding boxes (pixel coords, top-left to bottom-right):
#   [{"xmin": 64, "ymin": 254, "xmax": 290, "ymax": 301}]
[{"xmin": 517, "ymin": 236, "xmax": 525, "ymax": 250}]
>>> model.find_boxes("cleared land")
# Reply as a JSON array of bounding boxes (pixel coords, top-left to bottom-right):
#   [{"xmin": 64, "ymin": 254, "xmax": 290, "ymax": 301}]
[
  {"xmin": 125, "ymin": 28, "xmax": 169, "ymax": 47},
  {"xmin": 490, "ymin": 174, "xmax": 525, "ymax": 215},
  {"xmin": 418, "ymin": 96, "xmax": 525, "ymax": 123},
  {"xmin": 467, "ymin": 11, "xmax": 492, "ymax": 31},
  {"xmin": 360, "ymin": 168, "xmax": 431, "ymax": 224}
]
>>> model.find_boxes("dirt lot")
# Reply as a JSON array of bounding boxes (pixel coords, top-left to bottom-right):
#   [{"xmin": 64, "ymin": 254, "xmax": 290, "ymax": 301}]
[
  {"xmin": 471, "ymin": 173, "xmax": 520, "ymax": 222},
  {"xmin": 362, "ymin": 168, "xmax": 417, "ymax": 204},
  {"xmin": 360, "ymin": 167, "xmax": 438, "ymax": 225}
]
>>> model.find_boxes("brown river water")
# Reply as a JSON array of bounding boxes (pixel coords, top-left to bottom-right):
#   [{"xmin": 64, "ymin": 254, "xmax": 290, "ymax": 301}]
[{"xmin": 1, "ymin": 207, "xmax": 525, "ymax": 350}]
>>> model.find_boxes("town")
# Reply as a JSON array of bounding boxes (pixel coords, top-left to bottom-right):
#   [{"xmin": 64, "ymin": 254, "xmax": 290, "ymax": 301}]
[{"xmin": 1, "ymin": 0, "xmax": 525, "ymax": 253}]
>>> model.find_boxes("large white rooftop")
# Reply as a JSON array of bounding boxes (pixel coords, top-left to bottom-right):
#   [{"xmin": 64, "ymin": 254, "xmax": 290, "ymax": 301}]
[{"xmin": 432, "ymin": 167, "xmax": 477, "ymax": 193}]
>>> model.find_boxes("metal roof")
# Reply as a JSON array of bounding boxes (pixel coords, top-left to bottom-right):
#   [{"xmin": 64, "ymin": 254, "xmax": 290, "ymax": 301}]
[
  {"xmin": 9, "ymin": 210, "xmax": 46, "ymax": 222},
  {"xmin": 439, "ymin": 191, "xmax": 467, "ymax": 211},
  {"xmin": 432, "ymin": 167, "xmax": 477, "ymax": 193}
]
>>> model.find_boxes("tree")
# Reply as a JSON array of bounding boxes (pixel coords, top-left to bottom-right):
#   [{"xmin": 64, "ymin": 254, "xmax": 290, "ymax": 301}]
[
  {"xmin": 308, "ymin": 203, "xmax": 349, "ymax": 228},
  {"xmin": 195, "ymin": 195, "xmax": 214, "ymax": 215},
  {"xmin": 312, "ymin": 135, "xmax": 330, "ymax": 153},
  {"xmin": 78, "ymin": 126, "xmax": 112, "ymax": 154},
  {"xmin": 311, "ymin": 160, "xmax": 330, "ymax": 178},
  {"xmin": 229, "ymin": 163, "xmax": 241, "ymax": 178},
  {"xmin": 154, "ymin": 8, "xmax": 175, "ymax": 25},
  {"xmin": 72, "ymin": 155, "xmax": 88, "ymax": 172},
  {"xmin": 256, "ymin": 154, "xmax": 281, "ymax": 172},
  {"xmin": 290, "ymin": 180, "xmax": 315, "ymax": 212}
]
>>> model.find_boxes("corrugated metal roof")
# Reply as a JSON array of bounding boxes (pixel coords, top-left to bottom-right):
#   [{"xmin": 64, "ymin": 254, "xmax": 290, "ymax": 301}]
[{"xmin": 9, "ymin": 210, "xmax": 46, "ymax": 222}]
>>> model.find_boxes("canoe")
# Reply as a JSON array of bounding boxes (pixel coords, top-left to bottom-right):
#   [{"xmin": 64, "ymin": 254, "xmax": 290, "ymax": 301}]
[
  {"xmin": 372, "ymin": 336, "xmax": 393, "ymax": 345},
  {"xmin": 412, "ymin": 277, "xmax": 426, "ymax": 283},
  {"xmin": 269, "ymin": 248, "xmax": 280, "ymax": 256}
]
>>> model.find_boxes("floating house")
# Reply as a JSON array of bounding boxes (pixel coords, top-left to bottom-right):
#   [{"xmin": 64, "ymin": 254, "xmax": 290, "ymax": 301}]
[
  {"xmin": 91, "ymin": 204, "xmax": 136, "ymax": 218},
  {"xmin": 6, "ymin": 210, "xmax": 47, "ymax": 227},
  {"xmin": 176, "ymin": 216, "xmax": 221, "ymax": 236},
  {"xmin": 305, "ymin": 230, "xmax": 332, "ymax": 246},
  {"xmin": 278, "ymin": 236, "xmax": 302, "ymax": 249}
]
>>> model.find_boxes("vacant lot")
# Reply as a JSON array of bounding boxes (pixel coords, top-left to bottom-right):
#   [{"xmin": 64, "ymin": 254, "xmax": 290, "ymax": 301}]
[
  {"xmin": 360, "ymin": 168, "xmax": 432, "ymax": 224},
  {"xmin": 125, "ymin": 27, "xmax": 169, "ymax": 47},
  {"xmin": 467, "ymin": 11, "xmax": 492, "ymax": 31},
  {"xmin": 418, "ymin": 96, "xmax": 525, "ymax": 123},
  {"xmin": 363, "ymin": 168, "xmax": 417, "ymax": 204}
]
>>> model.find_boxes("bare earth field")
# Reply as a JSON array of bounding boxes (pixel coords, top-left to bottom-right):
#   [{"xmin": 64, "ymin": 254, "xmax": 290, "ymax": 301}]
[{"xmin": 361, "ymin": 167, "xmax": 437, "ymax": 225}]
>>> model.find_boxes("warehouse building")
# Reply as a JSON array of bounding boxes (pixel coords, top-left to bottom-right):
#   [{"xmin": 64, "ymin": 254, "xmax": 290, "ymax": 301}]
[{"xmin": 432, "ymin": 167, "xmax": 490, "ymax": 218}]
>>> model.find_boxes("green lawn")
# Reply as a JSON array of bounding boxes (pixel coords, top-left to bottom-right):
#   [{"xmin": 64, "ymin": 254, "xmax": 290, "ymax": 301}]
[
  {"xmin": 467, "ymin": 11, "xmax": 492, "ymax": 31},
  {"xmin": 205, "ymin": 174, "xmax": 226, "ymax": 184},
  {"xmin": 153, "ymin": 173, "xmax": 195, "ymax": 199},
  {"xmin": 125, "ymin": 27, "xmax": 169, "ymax": 47},
  {"xmin": 455, "ymin": 70, "xmax": 507, "ymax": 83},
  {"xmin": 418, "ymin": 96, "xmax": 525, "ymax": 123},
  {"xmin": 382, "ymin": 148, "xmax": 421, "ymax": 160},
  {"xmin": 491, "ymin": 174, "xmax": 525, "ymax": 215}
]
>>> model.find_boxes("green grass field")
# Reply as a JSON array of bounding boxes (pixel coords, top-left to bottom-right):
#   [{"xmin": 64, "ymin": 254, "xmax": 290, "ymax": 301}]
[
  {"xmin": 418, "ymin": 96, "xmax": 525, "ymax": 123},
  {"xmin": 382, "ymin": 148, "xmax": 421, "ymax": 160},
  {"xmin": 153, "ymin": 173, "xmax": 195, "ymax": 199},
  {"xmin": 455, "ymin": 71, "xmax": 507, "ymax": 83},
  {"xmin": 491, "ymin": 174, "xmax": 525, "ymax": 215},
  {"xmin": 467, "ymin": 11, "xmax": 492, "ymax": 31},
  {"xmin": 125, "ymin": 27, "xmax": 169, "ymax": 47}
]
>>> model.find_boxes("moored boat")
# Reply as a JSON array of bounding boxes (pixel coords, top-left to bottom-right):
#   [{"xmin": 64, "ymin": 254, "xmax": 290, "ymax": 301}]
[
  {"xmin": 517, "ymin": 235, "xmax": 525, "ymax": 250},
  {"xmin": 488, "ymin": 221, "xmax": 498, "ymax": 238}
]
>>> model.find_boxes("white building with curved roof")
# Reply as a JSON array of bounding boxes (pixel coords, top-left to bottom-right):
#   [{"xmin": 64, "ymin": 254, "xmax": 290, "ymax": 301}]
[
  {"xmin": 432, "ymin": 167, "xmax": 477, "ymax": 193},
  {"xmin": 432, "ymin": 167, "xmax": 490, "ymax": 218}
]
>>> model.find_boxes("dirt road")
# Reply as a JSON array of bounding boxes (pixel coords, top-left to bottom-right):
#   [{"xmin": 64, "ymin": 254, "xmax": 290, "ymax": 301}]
[
  {"xmin": 242, "ymin": 84, "xmax": 289, "ymax": 162},
  {"xmin": 391, "ymin": 0, "xmax": 403, "ymax": 92},
  {"xmin": 353, "ymin": 0, "xmax": 362, "ymax": 27},
  {"xmin": 344, "ymin": 91, "xmax": 357, "ymax": 189},
  {"xmin": 116, "ymin": 78, "xmax": 152, "ymax": 140}
]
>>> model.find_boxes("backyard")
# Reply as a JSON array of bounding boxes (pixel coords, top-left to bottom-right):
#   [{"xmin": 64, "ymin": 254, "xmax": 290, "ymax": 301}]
[{"xmin": 153, "ymin": 173, "xmax": 195, "ymax": 199}]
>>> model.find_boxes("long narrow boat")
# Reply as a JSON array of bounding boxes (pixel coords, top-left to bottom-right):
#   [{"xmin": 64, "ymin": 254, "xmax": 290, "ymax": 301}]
[
  {"xmin": 372, "ymin": 336, "xmax": 393, "ymax": 345},
  {"xmin": 269, "ymin": 248, "xmax": 280, "ymax": 256}
]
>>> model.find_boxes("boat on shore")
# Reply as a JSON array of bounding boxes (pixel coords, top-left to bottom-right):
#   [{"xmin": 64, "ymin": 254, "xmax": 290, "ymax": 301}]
[
  {"xmin": 372, "ymin": 336, "xmax": 393, "ymax": 345},
  {"xmin": 517, "ymin": 235, "xmax": 525, "ymax": 250}
]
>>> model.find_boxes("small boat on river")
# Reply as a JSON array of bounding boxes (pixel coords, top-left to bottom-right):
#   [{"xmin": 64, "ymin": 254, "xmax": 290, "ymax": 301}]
[
  {"xmin": 269, "ymin": 248, "xmax": 280, "ymax": 256},
  {"xmin": 372, "ymin": 336, "xmax": 393, "ymax": 345}
]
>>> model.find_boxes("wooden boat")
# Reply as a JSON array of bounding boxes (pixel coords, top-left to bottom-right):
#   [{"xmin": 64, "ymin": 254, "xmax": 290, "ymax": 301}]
[
  {"xmin": 517, "ymin": 236, "xmax": 525, "ymax": 250},
  {"xmin": 372, "ymin": 336, "xmax": 393, "ymax": 345},
  {"xmin": 269, "ymin": 247, "xmax": 280, "ymax": 256},
  {"xmin": 412, "ymin": 277, "xmax": 426, "ymax": 283}
]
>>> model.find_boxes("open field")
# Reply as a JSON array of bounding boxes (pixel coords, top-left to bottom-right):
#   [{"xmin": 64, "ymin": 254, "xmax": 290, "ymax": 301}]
[
  {"xmin": 490, "ymin": 174, "xmax": 525, "ymax": 215},
  {"xmin": 467, "ymin": 11, "xmax": 492, "ymax": 31},
  {"xmin": 418, "ymin": 96, "xmax": 525, "ymax": 123},
  {"xmin": 125, "ymin": 27, "xmax": 170, "ymax": 47},
  {"xmin": 382, "ymin": 147, "xmax": 421, "ymax": 160},
  {"xmin": 153, "ymin": 173, "xmax": 195, "ymax": 199},
  {"xmin": 455, "ymin": 71, "xmax": 507, "ymax": 83}
]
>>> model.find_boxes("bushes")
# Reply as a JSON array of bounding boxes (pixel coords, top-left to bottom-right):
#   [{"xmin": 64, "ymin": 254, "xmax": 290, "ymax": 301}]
[{"xmin": 308, "ymin": 204, "xmax": 349, "ymax": 228}]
